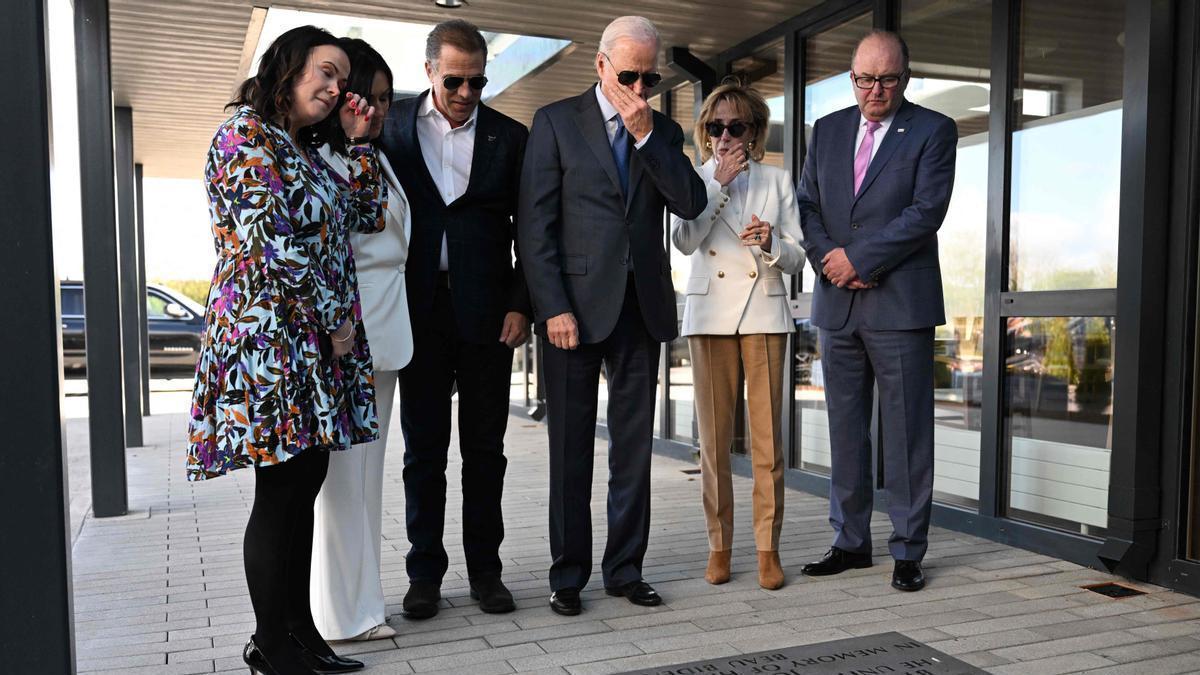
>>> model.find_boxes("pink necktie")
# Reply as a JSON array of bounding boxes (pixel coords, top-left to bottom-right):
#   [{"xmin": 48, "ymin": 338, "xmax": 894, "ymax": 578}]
[{"xmin": 853, "ymin": 120, "xmax": 882, "ymax": 195}]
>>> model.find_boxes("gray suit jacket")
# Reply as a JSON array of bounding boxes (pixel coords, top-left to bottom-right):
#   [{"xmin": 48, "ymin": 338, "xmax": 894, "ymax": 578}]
[
  {"xmin": 518, "ymin": 87, "xmax": 707, "ymax": 343},
  {"xmin": 798, "ymin": 100, "xmax": 957, "ymax": 331}
]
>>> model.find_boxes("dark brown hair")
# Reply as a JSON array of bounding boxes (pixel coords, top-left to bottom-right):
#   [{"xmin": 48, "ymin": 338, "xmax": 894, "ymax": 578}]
[
  {"xmin": 327, "ymin": 38, "xmax": 394, "ymax": 155},
  {"xmin": 425, "ymin": 19, "xmax": 488, "ymax": 67},
  {"xmin": 228, "ymin": 25, "xmax": 342, "ymax": 145}
]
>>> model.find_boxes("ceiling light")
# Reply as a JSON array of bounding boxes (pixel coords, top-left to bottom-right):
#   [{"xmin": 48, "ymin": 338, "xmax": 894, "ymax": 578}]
[{"xmin": 434, "ymin": 0, "xmax": 466, "ymax": 7}]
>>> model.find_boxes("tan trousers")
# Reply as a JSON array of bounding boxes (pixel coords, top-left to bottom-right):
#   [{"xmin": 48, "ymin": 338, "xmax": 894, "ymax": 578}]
[{"xmin": 689, "ymin": 333, "xmax": 787, "ymax": 552}]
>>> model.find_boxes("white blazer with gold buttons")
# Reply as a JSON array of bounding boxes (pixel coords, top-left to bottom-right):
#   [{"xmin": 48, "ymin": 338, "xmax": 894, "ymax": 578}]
[
  {"xmin": 670, "ymin": 159, "xmax": 805, "ymax": 337},
  {"xmin": 320, "ymin": 146, "xmax": 414, "ymax": 371}
]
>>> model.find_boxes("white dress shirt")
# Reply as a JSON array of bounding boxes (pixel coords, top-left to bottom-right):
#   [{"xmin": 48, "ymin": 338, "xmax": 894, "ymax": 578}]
[
  {"xmin": 417, "ymin": 93, "xmax": 478, "ymax": 271},
  {"xmin": 852, "ymin": 109, "xmax": 897, "ymax": 165}
]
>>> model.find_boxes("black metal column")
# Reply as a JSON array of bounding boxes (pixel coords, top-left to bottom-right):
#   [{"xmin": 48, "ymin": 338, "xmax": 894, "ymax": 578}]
[
  {"xmin": 1101, "ymin": 0, "xmax": 1177, "ymax": 578},
  {"xmin": 978, "ymin": 0, "xmax": 1018, "ymax": 521},
  {"xmin": 77, "ymin": 0, "xmax": 128, "ymax": 517},
  {"xmin": 115, "ymin": 106, "xmax": 143, "ymax": 447},
  {"xmin": 0, "ymin": 1, "xmax": 77, "ymax": 671},
  {"xmin": 136, "ymin": 163, "xmax": 150, "ymax": 413}
]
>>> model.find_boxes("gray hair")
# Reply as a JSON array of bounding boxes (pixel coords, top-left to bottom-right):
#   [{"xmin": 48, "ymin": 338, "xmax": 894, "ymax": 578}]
[{"xmin": 598, "ymin": 16, "xmax": 660, "ymax": 54}]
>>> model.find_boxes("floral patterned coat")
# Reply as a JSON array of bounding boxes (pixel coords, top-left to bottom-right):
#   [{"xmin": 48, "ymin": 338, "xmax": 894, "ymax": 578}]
[{"xmin": 186, "ymin": 106, "xmax": 385, "ymax": 480}]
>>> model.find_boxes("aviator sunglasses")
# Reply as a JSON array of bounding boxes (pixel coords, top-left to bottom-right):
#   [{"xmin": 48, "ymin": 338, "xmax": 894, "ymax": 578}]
[
  {"xmin": 441, "ymin": 74, "xmax": 489, "ymax": 91},
  {"xmin": 705, "ymin": 121, "xmax": 750, "ymax": 138},
  {"xmin": 601, "ymin": 53, "xmax": 662, "ymax": 89}
]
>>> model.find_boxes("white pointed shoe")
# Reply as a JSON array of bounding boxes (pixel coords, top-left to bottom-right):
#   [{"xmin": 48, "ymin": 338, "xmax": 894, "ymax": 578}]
[{"xmin": 347, "ymin": 623, "xmax": 396, "ymax": 641}]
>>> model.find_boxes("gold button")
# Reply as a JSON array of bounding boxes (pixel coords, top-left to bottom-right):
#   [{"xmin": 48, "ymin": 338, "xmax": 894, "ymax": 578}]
[
  {"xmin": 708, "ymin": 249, "xmax": 717, "ymax": 256},
  {"xmin": 749, "ymin": 271, "xmax": 757, "ymax": 278},
  {"xmin": 717, "ymin": 271, "xmax": 725, "ymax": 278}
]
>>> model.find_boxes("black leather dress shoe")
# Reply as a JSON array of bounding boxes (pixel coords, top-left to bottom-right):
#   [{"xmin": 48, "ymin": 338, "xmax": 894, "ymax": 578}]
[
  {"xmin": 604, "ymin": 580, "xmax": 663, "ymax": 607},
  {"xmin": 550, "ymin": 587, "xmax": 582, "ymax": 616},
  {"xmin": 800, "ymin": 547, "xmax": 873, "ymax": 576},
  {"xmin": 892, "ymin": 560, "xmax": 925, "ymax": 591},
  {"xmin": 469, "ymin": 575, "xmax": 516, "ymax": 614},
  {"xmin": 291, "ymin": 634, "xmax": 364, "ymax": 673},
  {"xmin": 402, "ymin": 580, "xmax": 441, "ymax": 619}
]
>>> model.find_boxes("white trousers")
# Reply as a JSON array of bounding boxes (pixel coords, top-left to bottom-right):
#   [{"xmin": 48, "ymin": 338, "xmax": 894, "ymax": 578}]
[{"xmin": 311, "ymin": 368, "xmax": 398, "ymax": 639}]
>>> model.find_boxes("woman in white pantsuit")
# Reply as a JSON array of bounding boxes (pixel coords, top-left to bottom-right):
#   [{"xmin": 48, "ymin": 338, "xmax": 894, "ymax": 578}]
[
  {"xmin": 312, "ymin": 39, "xmax": 413, "ymax": 642},
  {"xmin": 671, "ymin": 81, "xmax": 805, "ymax": 590}
]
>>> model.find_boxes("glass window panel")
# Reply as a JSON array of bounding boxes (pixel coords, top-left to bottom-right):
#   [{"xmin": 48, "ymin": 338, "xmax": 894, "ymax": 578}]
[
  {"xmin": 511, "ymin": 343, "xmax": 527, "ymax": 404},
  {"xmin": 902, "ymin": 0, "xmax": 991, "ymax": 508},
  {"xmin": 146, "ymin": 291, "xmax": 172, "ymax": 318},
  {"xmin": 1008, "ymin": 0, "xmax": 1123, "ymax": 291},
  {"xmin": 1004, "ymin": 316, "xmax": 1114, "ymax": 536},
  {"xmin": 60, "ymin": 287, "xmax": 84, "ymax": 316},
  {"xmin": 667, "ymin": 82, "xmax": 700, "ymax": 443},
  {"xmin": 795, "ymin": 12, "xmax": 872, "ymax": 474},
  {"xmin": 730, "ymin": 39, "xmax": 786, "ymax": 169}
]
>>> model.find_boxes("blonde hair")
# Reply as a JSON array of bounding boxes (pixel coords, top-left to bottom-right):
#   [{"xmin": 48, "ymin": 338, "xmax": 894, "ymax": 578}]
[{"xmin": 694, "ymin": 80, "xmax": 770, "ymax": 163}]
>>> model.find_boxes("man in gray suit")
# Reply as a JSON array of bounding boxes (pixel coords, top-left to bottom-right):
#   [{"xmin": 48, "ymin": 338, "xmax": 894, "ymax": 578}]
[
  {"xmin": 519, "ymin": 16, "xmax": 706, "ymax": 615},
  {"xmin": 798, "ymin": 30, "xmax": 957, "ymax": 592}
]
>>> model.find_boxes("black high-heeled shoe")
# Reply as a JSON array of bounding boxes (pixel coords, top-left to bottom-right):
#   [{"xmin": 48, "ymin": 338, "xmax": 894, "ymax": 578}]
[
  {"xmin": 243, "ymin": 636, "xmax": 318, "ymax": 675},
  {"xmin": 291, "ymin": 633, "xmax": 365, "ymax": 673}
]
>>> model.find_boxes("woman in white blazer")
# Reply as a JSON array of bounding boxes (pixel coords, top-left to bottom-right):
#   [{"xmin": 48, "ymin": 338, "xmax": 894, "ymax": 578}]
[
  {"xmin": 312, "ymin": 39, "xmax": 413, "ymax": 643},
  {"xmin": 671, "ymin": 81, "xmax": 805, "ymax": 591}
]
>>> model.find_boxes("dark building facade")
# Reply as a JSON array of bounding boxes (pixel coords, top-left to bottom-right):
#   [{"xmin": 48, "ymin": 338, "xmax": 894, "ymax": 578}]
[{"xmin": 509, "ymin": 0, "xmax": 1200, "ymax": 597}]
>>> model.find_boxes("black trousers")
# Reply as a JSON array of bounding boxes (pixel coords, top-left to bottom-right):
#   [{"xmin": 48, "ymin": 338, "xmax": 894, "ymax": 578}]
[
  {"xmin": 543, "ymin": 280, "xmax": 661, "ymax": 591},
  {"xmin": 398, "ymin": 280, "xmax": 513, "ymax": 583}
]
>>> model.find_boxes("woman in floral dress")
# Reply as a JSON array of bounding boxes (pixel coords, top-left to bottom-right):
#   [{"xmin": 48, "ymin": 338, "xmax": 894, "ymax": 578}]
[{"xmin": 185, "ymin": 25, "xmax": 383, "ymax": 675}]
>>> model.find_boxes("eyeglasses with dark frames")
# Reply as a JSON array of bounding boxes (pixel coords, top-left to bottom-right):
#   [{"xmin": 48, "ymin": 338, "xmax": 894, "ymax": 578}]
[
  {"xmin": 705, "ymin": 121, "xmax": 751, "ymax": 138},
  {"xmin": 441, "ymin": 74, "xmax": 488, "ymax": 91},
  {"xmin": 601, "ymin": 52, "xmax": 663, "ymax": 89},
  {"xmin": 851, "ymin": 71, "xmax": 908, "ymax": 90}
]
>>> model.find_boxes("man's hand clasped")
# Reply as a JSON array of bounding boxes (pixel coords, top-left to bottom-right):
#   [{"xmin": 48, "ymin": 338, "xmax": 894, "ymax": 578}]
[{"xmin": 822, "ymin": 247, "xmax": 875, "ymax": 289}]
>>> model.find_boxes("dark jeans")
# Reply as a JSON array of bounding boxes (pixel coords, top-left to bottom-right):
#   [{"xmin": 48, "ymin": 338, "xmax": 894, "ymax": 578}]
[{"xmin": 399, "ymin": 281, "xmax": 513, "ymax": 583}]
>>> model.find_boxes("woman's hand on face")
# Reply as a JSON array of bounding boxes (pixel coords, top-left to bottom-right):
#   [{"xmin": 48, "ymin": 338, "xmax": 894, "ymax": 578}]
[
  {"xmin": 339, "ymin": 92, "xmax": 375, "ymax": 140},
  {"xmin": 714, "ymin": 147, "xmax": 747, "ymax": 187}
]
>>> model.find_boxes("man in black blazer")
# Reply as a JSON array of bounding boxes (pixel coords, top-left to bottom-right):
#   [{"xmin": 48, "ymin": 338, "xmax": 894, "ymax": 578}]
[
  {"xmin": 518, "ymin": 15, "xmax": 707, "ymax": 616},
  {"xmin": 378, "ymin": 19, "xmax": 531, "ymax": 619}
]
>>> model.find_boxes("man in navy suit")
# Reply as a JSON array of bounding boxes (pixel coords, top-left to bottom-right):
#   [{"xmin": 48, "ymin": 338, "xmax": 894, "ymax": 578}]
[
  {"xmin": 797, "ymin": 30, "xmax": 957, "ymax": 592},
  {"xmin": 519, "ymin": 16, "xmax": 707, "ymax": 615},
  {"xmin": 378, "ymin": 19, "xmax": 531, "ymax": 618}
]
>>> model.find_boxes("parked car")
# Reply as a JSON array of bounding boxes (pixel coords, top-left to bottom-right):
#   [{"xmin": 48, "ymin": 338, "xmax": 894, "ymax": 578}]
[{"xmin": 60, "ymin": 281, "xmax": 207, "ymax": 376}]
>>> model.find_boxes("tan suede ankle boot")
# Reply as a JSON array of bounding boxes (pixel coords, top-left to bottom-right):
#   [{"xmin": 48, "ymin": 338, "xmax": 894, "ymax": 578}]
[
  {"xmin": 758, "ymin": 550, "xmax": 784, "ymax": 590},
  {"xmin": 705, "ymin": 550, "xmax": 732, "ymax": 585}
]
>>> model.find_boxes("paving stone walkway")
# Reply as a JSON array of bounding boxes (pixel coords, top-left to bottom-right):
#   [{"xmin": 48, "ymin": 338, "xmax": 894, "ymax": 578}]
[{"xmin": 67, "ymin": 390, "xmax": 1200, "ymax": 674}]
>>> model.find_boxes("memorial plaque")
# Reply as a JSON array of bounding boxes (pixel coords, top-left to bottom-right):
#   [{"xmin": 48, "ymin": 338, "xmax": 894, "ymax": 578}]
[{"xmin": 617, "ymin": 632, "xmax": 986, "ymax": 675}]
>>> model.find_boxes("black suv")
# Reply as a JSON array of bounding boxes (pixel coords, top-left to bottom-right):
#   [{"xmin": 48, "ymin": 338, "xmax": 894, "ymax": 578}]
[{"xmin": 60, "ymin": 281, "xmax": 207, "ymax": 375}]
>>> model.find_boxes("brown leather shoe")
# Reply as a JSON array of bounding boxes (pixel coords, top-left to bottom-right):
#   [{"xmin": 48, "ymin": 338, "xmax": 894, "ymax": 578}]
[
  {"xmin": 705, "ymin": 550, "xmax": 731, "ymax": 585},
  {"xmin": 757, "ymin": 550, "xmax": 784, "ymax": 590}
]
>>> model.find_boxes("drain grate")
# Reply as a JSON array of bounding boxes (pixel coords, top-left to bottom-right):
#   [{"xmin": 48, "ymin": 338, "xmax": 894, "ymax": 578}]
[
  {"xmin": 1082, "ymin": 582, "xmax": 1146, "ymax": 598},
  {"xmin": 680, "ymin": 468, "xmax": 702, "ymax": 475}
]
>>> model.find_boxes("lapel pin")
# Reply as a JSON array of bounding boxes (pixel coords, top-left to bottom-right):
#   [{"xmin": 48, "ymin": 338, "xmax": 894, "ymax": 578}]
[
  {"xmin": 487, "ymin": 134, "xmax": 497, "ymax": 142},
  {"xmin": 897, "ymin": 128, "xmax": 906, "ymax": 133}
]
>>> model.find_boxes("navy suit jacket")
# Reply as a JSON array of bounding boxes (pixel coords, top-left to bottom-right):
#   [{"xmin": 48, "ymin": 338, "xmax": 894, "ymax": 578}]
[
  {"xmin": 798, "ymin": 100, "xmax": 957, "ymax": 331},
  {"xmin": 378, "ymin": 92, "xmax": 531, "ymax": 345},
  {"xmin": 518, "ymin": 87, "xmax": 707, "ymax": 344}
]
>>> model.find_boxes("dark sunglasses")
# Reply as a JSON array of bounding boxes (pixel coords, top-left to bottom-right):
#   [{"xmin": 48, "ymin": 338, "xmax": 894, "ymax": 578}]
[
  {"xmin": 442, "ymin": 74, "xmax": 488, "ymax": 91},
  {"xmin": 705, "ymin": 121, "xmax": 750, "ymax": 138},
  {"xmin": 601, "ymin": 53, "xmax": 662, "ymax": 89}
]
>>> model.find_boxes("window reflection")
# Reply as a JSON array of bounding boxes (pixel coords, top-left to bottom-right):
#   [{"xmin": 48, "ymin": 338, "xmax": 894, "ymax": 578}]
[
  {"xmin": 1005, "ymin": 316, "xmax": 1114, "ymax": 535},
  {"xmin": 795, "ymin": 12, "xmax": 873, "ymax": 473},
  {"xmin": 902, "ymin": 0, "xmax": 991, "ymax": 508},
  {"xmin": 1008, "ymin": 0, "xmax": 1123, "ymax": 291}
]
